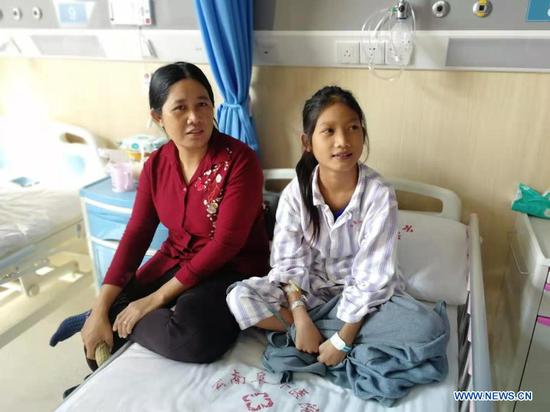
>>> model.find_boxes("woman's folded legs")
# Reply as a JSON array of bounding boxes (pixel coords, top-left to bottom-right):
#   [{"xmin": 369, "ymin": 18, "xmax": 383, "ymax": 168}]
[{"xmin": 130, "ymin": 270, "xmax": 249, "ymax": 364}]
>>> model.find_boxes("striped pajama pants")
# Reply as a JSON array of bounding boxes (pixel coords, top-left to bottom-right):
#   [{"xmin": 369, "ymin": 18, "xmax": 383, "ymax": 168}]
[{"xmin": 226, "ymin": 276, "xmax": 343, "ymax": 330}]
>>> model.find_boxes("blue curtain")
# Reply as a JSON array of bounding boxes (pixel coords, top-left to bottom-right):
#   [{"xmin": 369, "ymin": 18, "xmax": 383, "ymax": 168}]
[{"xmin": 194, "ymin": 0, "xmax": 259, "ymax": 152}]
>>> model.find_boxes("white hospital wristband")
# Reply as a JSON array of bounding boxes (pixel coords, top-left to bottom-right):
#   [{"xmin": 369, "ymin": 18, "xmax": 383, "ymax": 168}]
[
  {"xmin": 290, "ymin": 300, "xmax": 305, "ymax": 311},
  {"xmin": 330, "ymin": 332, "xmax": 352, "ymax": 353}
]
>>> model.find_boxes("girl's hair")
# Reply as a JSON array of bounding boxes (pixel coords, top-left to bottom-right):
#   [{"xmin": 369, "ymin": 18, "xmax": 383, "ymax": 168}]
[
  {"xmin": 296, "ymin": 86, "xmax": 369, "ymax": 241},
  {"xmin": 149, "ymin": 62, "xmax": 214, "ymax": 113}
]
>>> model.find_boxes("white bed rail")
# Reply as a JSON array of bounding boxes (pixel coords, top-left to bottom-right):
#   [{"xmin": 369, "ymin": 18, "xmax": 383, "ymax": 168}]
[
  {"xmin": 466, "ymin": 213, "xmax": 493, "ymax": 412},
  {"xmin": 388, "ymin": 177, "xmax": 462, "ymax": 222},
  {"xmin": 263, "ymin": 168, "xmax": 296, "ymax": 184},
  {"xmin": 0, "ymin": 219, "xmax": 85, "ymax": 296},
  {"xmin": 263, "ymin": 169, "xmax": 462, "ymax": 222}
]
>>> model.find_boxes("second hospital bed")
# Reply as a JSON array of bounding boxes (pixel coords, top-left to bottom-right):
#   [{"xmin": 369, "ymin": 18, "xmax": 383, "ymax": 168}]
[
  {"xmin": 0, "ymin": 117, "xmax": 105, "ymax": 296},
  {"xmin": 55, "ymin": 170, "xmax": 492, "ymax": 412}
]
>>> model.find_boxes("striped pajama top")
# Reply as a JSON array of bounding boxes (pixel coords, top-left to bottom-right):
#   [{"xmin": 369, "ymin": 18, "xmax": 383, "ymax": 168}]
[{"xmin": 267, "ymin": 163, "xmax": 405, "ymax": 324}]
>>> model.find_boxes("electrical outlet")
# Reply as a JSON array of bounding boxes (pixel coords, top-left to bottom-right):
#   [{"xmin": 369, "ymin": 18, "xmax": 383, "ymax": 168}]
[
  {"xmin": 336, "ymin": 41, "xmax": 360, "ymax": 64},
  {"xmin": 360, "ymin": 40, "xmax": 385, "ymax": 65}
]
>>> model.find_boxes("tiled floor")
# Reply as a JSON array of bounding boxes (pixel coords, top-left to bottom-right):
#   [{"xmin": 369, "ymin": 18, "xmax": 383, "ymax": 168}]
[{"xmin": 0, "ymin": 267, "xmax": 95, "ymax": 412}]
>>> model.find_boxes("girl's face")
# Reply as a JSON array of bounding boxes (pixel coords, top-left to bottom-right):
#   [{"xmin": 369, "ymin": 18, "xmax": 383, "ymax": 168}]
[
  {"xmin": 306, "ymin": 102, "xmax": 364, "ymax": 175},
  {"xmin": 153, "ymin": 78, "xmax": 214, "ymax": 153}
]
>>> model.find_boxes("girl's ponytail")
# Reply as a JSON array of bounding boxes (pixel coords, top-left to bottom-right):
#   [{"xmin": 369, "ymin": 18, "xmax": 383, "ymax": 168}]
[{"xmin": 296, "ymin": 151, "xmax": 320, "ymax": 241}]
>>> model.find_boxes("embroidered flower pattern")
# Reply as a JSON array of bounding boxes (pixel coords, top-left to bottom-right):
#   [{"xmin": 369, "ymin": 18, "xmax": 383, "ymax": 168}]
[{"xmin": 194, "ymin": 147, "xmax": 233, "ymax": 238}]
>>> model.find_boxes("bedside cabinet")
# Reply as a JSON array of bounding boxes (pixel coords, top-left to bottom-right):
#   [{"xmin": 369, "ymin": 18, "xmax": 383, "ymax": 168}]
[
  {"xmin": 492, "ymin": 213, "xmax": 550, "ymax": 412},
  {"xmin": 80, "ymin": 177, "xmax": 169, "ymax": 290}
]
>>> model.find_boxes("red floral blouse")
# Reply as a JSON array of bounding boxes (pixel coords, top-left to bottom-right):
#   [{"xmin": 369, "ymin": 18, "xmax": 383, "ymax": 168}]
[{"xmin": 103, "ymin": 131, "xmax": 270, "ymax": 288}]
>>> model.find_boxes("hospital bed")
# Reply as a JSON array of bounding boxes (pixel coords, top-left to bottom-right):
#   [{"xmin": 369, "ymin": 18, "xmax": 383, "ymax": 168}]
[
  {"xmin": 0, "ymin": 117, "xmax": 105, "ymax": 296},
  {"xmin": 55, "ymin": 170, "xmax": 492, "ymax": 412}
]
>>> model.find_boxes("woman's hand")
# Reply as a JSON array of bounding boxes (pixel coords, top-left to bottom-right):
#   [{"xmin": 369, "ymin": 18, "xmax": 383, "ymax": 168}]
[
  {"xmin": 294, "ymin": 317, "xmax": 323, "ymax": 354},
  {"xmin": 112, "ymin": 294, "xmax": 159, "ymax": 339},
  {"xmin": 317, "ymin": 339, "xmax": 347, "ymax": 366},
  {"xmin": 81, "ymin": 311, "xmax": 113, "ymax": 360}
]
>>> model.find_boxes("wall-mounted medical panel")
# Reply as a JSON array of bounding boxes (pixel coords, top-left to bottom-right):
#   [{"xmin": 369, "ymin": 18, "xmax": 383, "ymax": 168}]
[
  {"xmin": 31, "ymin": 34, "xmax": 105, "ymax": 57},
  {"xmin": 3, "ymin": 28, "xmax": 550, "ymax": 73},
  {"xmin": 252, "ymin": 30, "xmax": 550, "ymax": 73},
  {"xmin": 0, "ymin": 0, "xmax": 197, "ymax": 29},
  {"xmin": 1, "ymin": 0, "xmax": 550, "ymax": 72},
  {"xmin": 446, "ymin": 38, "xmax": 550, "ymax": 70},
  {"xmin": 255, "ymin": 0, "xmax": 550, "ymax": 31},
  {"xmin": 1, "ymin": 1, "xmax": 549, "ymax": 31},
  {"xmin": 0, "ymin": 28, "xmax": 208, "ymax": 62}
]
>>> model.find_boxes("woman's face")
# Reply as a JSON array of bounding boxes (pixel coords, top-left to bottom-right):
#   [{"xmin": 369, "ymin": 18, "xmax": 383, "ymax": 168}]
[
  {"xmin": 306, "ymin": 102, "xmax": 364, "ymax": 175},
  {"xmin": 155, "ymin": 78, "xmax": 214, "ymax": 152}
]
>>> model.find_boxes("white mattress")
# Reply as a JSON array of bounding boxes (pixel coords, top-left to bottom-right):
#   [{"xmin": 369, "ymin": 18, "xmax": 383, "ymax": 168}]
[
  {"xmin": 56, "ymin": 306, "xmax": 458, "ymax": 412},
  {"xmin": 0, "ymin": 181, "xmax": 81, "ymax": 260}
]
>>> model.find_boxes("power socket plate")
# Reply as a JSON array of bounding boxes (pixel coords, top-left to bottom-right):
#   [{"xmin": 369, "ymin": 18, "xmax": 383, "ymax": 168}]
[
  {"xmin": 336, "ymin": 41, "xmax": 360, "ymax": 64},
  {"xmin": 360, "ymin": 40, "xmax": 385, "ymax": 65}
]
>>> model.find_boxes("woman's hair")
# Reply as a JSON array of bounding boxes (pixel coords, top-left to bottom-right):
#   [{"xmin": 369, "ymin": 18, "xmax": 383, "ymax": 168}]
[
  {"xmin": 296, "ymin": 85, "xmax": 369, "ymax": 241},
  {"xmin": 149, "ymin": 62, "xmax": 214, "ymax": 113}
]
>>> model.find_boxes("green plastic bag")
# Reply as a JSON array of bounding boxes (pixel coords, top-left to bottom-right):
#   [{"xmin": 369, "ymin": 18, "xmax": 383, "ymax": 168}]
[{"xmin": 511, "ymin": 183, "xmax": 550, "ymax": 219}]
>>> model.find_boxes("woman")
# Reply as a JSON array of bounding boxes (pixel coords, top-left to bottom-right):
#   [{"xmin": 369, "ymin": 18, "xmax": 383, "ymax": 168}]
[{"xmin": 52, "ymin": 62, "xmax": 269, "ymax": 371}]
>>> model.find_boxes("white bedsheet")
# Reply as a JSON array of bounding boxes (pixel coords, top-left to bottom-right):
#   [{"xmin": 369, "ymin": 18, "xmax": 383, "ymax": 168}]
[
  {"xmin": 56, "ymin": 306, "xmax": 458, "ymax": 412},
  {"xmin": 0, "ymin": 182, "xmax": 81, "ymax": 260}
]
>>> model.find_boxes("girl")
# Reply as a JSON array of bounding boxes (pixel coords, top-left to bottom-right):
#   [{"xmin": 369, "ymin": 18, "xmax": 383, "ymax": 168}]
[
  {"xmin": 227, "ymin": 86, "xmax": 448, "ymax": 384},
  {"xmin": 52, "ymin": 62, "xmax": 269, "ymax": 376},
  {"xmin": 227, "ymin": 85, "xmax": 404, "ymax": 366}
]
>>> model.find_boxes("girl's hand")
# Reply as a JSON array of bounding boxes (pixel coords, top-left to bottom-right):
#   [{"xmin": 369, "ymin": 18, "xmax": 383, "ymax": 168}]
[
  {"xmin": 294, "ymin": 318, "xmax": 323, "ymax": 354},
  {"xmin": 112, "ymin": 294, "xmax": 158, "ymax": 339},
  {"xmin": 81, "ymin": 311, "xmax": 113, "ymax": 360},
  {"xmin": 317, "ymin": 339, "xmax": 347, "ymax": 366}
]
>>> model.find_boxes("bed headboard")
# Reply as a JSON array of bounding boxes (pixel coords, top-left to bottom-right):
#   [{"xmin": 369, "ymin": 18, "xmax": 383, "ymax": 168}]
[
  {"xmin": 0, "ymin": 116, "xmax": 105, "ymax": 185},
  {"xmin": 49, "ymin": 121, "xmax": 106, "ymax": 183},
  {"xmin": 388, "ymin": 177, "xmax": 462, "ymax": 222},
  {"xmin": 263, "ymin": 168, "xmax": 462, "ymax": 222}
]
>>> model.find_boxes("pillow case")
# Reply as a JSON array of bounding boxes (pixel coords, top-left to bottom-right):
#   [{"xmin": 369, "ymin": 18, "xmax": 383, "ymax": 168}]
[{"xmin": 397, "ymin": 210, "xmax": 469, "ymax": 305}]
